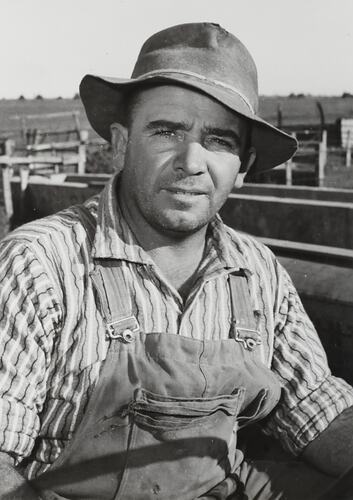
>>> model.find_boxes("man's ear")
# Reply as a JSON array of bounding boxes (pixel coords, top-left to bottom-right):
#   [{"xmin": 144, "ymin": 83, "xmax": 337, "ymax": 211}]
[
  {"xmin": 234, "ymin": 147, "xmax": 257, "ymax": 189},
  {"xmin": 111, "ymin": 122, "xmax": 128, "ymax": 172}
]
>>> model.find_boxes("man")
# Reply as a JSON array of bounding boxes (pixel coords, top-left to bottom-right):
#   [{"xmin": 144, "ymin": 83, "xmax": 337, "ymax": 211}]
[{"xmin": 0, "ymin": 22, "xmax": 352, "ymax": 500}]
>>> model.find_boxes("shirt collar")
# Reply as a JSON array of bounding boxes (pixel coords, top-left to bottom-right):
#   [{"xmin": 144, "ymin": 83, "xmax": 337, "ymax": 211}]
[
  {"xmin": 199, "ymin": 215, "xmax": 253, "ymax": 279},
  {"xmin": 92, "ymin": 173, "xmax": 152, "ymax": 264},
  {"xmin": 92, "ymin": 172, "xmax": 253, "ymax": 275}
]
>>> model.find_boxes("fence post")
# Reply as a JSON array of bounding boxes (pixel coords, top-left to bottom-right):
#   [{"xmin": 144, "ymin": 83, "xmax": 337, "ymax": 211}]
[
  {"xmin": 79, "ymin": 130, "xmax": 89, "ymax": 143},
  {"xmin": 77, "ymin": 130, "xmax": 88, "ymax": 174},
  {"xmin": 19, "ymin": 166, "xmax": 30, "ymax": 222},
  {"xmin": 346, "ymin": 130, "xmax": 351, "ymax": 168},
  {"xmin": 318, "ymin": 130, "xmax": 327, "ymax": 187},
  {"xmin": 21, "ymin": 117, "xmax": 27, "ymax": 144},
  {"xmin": 285, "ymin": 159, "xmax": 293, "ymax": 186},
  {"xmin": 1, "ymin": 140, "xmax": 15, "ymax": 222},
  {"xmin": 73, "ymin": 111, "xmax": 81, "ymax": 134},
  {"xmin": 77, "ymin": 144, "xmax": 86, "ymax": 174},
  {"xmin": 277, "ymin": 104, "xmax": 283, "ymax": 129},
  {"xmin": 4, "ymin": 139, "xmax": 15, "ymax": 157}
]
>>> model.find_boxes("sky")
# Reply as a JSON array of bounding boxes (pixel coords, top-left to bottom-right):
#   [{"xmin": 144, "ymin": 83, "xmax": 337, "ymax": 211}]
[{"xmin": 1, "ymin": 0, "xmax": 353, "ymax": 98}]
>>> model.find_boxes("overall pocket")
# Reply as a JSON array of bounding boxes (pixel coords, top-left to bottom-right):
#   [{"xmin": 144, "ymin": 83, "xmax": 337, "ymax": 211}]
[
  {"xmin": 115, "ymin": 387, "xmax": 245, "ymax": 500},
  {"xmin": 131, "ymin": 388, "xmax": 244, "ymax": 430},
  {"xmin": 237, "ymin": 388, "xmax": 270, "ymax": 429}
]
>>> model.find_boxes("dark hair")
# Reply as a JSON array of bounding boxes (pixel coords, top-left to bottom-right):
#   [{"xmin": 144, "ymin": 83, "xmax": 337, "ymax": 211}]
[{"xmin": 123, "ymin": 82, "xmax": 162, "ymax": 128}]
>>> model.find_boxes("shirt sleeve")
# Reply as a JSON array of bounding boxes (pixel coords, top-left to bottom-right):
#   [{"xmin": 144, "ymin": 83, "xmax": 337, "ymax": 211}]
[
  {"xmin": 0, "ymin": 237, "xmax": 62, "ymax": 463},
  {"xmin": 262, "ymin": 259, "xmax": 353, "ymax": 456}
]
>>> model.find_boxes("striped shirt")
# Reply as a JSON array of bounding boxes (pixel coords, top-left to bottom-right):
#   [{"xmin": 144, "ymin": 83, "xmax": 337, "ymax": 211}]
[{"xmin": 0, "ymin": 173, "xmax": 352, "ymax": 479}]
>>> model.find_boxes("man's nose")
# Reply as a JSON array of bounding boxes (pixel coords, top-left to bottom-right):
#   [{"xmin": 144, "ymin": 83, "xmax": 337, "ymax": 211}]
[{"xmin": 174, "ymin": 141, "xmax": 207, "ymax": 175}]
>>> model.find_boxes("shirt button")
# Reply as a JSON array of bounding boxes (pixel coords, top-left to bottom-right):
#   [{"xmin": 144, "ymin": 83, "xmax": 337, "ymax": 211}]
[{"xmin": 122, "ymin": 329, "xmax": 134, "ymax": 343}]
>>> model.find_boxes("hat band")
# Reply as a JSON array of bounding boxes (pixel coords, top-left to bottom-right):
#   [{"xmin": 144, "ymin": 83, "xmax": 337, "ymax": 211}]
[{"xmin": 135, "ymin": 68, "xmax": 255, "ymax": 115}]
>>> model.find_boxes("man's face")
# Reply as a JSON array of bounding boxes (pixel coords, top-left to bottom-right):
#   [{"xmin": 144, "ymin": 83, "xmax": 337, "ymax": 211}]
[{"xmin": 118, "ymin": 85, "xmax": 250, "ymax": 236}]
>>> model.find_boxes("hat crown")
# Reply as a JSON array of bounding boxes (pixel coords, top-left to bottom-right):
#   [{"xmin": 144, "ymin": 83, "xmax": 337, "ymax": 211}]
[
  {"xmin": 131, "ymin": 23, "xmax": 259, "ymax": 114},
  {"xmin": 79, "ymin": 22, "xmax": 297, "ymax": 173}
]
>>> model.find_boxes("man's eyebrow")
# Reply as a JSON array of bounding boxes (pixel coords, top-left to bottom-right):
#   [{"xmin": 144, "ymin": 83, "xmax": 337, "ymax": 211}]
[
  {"xmin": 145, "ymin": 119, "xmax": 190, "ymax": 131},
  {"xmin": 145, "ymin": 120, "xmax": 241, "ymax": 144},
  {"xmin": 204, "ymin": 126, "xmax": 241, "ymax": 143}
]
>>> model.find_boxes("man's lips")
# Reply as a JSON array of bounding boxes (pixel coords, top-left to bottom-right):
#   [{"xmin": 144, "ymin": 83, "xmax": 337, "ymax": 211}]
[{"xmin": 162, "ymin": 186, "xmax": 208, "ymax": 195}]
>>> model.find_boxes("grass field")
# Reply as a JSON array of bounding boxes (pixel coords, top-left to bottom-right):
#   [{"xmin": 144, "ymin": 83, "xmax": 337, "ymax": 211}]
[
  {"xmin": 260, "ymin": 95, "xmax": 353, "ymax": 126},
  {"xmin": 1, "ymin": 95, "xmax": 353, "ymax": 139},
  {"xmin": 0, "ymin": 98, "xmax": 88, "ymax": 138}
]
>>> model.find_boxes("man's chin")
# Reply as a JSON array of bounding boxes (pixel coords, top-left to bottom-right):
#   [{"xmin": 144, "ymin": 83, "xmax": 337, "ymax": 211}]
[{"xmin": 153, "ymin": 211, "xmax": 211, "ymax": 237}]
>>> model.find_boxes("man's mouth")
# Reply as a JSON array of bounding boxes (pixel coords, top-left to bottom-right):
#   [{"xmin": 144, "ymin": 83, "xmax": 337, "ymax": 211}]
[{"xmin": 163, "ymin": 186, "xmax": 207, "ymax": 196}]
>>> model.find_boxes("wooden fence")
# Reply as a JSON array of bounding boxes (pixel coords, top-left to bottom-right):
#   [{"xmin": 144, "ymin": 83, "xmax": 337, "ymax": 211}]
[
  {"xmin": 285, "ymin": 129, "xmax": 327, "ymax": 186},
  {"xmin": 0, "ymin": 135, "xmax": 89, "ymax": 227}
]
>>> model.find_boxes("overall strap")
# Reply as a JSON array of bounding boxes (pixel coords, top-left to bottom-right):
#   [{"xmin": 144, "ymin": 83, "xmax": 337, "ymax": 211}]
[
  {"xmin": 228, "ymin": 270, "xmax": 262, "ymax": 352},
  {"xmin": 90, "ymin": 260, "xmax": 139, "ymax": 342},
  {"xmin": 77, "ymin": 204, "xmax": 139, "ymax": 342}
]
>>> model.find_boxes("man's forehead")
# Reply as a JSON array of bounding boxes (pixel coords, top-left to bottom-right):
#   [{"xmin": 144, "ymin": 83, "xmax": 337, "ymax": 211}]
[{"xmin": 129, "ymin": 84, "xmax": 248, "ymax": 131}]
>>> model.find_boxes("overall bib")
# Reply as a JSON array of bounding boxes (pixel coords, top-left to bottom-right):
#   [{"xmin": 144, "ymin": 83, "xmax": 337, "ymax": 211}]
[{"xmin": 32, "ymin": 255, "xmax": 282, "ymax": 500}]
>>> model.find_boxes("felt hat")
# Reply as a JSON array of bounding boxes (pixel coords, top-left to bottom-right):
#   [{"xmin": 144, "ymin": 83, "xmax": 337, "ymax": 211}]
[{"xmin": 80, "ymin": 22, "xmax": 297, "ymax": 173}]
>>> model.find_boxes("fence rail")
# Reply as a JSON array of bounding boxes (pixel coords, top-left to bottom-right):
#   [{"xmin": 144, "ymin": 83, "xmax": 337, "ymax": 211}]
[{"xmin": 259, "ymin": 237, "xmax": 353, "ymax": 268}]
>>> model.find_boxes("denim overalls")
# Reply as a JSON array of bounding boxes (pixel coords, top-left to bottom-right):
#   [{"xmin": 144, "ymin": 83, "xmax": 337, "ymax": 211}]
[{"xmin": 33, "ymin": 214, "xmax": 282, "ymax": 500}]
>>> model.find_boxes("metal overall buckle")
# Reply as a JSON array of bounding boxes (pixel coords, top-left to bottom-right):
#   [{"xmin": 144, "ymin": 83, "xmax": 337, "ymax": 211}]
[
  {"xmin": 106, "ymin": 316, "xmax": 140, "ymax": 343},
  {"xmin": 234, "ymin": 324, "xmax": 262, "ymax": 351}
]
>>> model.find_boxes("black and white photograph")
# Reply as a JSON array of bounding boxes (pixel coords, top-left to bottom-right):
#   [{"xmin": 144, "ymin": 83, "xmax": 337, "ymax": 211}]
[{"xmin": 0, "ymin": 1, "xmax": 353, "ymax": 498}]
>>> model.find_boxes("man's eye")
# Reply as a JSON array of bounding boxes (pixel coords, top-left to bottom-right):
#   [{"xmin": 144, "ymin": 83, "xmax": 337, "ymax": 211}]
[
  {"xmin": 154, "ymin": 129, "xmax": 176, "ymax": 138},
  {"xmin": 206, "ymin": 136, "xmax": 235, "ymax": 152},
  {"xmin": 214, "ymin": 138, "xmax": 231, "ymax": 147}
]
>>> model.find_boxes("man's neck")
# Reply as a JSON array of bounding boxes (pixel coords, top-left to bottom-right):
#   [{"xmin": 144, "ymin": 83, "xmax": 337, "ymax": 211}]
[
  {"xmin": 147, "ymin": 235, "xmax": 207, "ymax": 301},
  {"xmin": 118, "ymin": 195, "xmax": 207, "ymax": 300}
]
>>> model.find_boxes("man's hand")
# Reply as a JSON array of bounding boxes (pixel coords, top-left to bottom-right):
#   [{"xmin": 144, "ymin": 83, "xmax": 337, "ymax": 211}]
[
  {"xmin": 302, "ymin": 405, "xmax": 353, "ymax": 476},
  {"xmin": 0, "ymin": 451, "xmax": 39, "ymax": 499},
  {"xmin": 198, "ymin": 474, "xmax": 239, "ymax": 499}
]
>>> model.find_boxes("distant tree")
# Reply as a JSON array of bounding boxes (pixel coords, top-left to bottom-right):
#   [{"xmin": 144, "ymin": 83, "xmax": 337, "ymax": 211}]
[
  {"xmin": 342, "ymin": 92, "xmax": 353, "ymax": 98},
  {"xmin": 56, "ymin": 96, "xmax": 63, "ymax": 100},
  {"xmin": 73, "ymin": 92, "xmax": 80, "ymax": 100},
  {"xmin": 18, "ymin": 95, "xmax": 26, "ymax": 100},
  {"xmin": 288, "ymin": 92, "xmax": 305, "ymax": 99},
  {"xmin": 35, "ymin": 94, "xmax": 43, "ymax": 100}
]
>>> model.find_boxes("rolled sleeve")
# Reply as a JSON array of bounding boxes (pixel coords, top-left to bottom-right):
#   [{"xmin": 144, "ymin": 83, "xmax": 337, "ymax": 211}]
[
  {"xmin": 265, "ymin": 375, "xmax": 353, "ymax": 455},
  {"xmin": 263, "ymin": 261, "xmax": 353, "ymax": 455},
  {"xmin": 0, "ymin": 238, "xmax": 61, "ymax": 463},
  {"xmin": 0, "ymin": 398, "xmax": 40, "ymax": 461}
]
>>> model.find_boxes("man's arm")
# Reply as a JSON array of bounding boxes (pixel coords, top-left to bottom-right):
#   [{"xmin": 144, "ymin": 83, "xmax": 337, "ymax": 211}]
[
  {"xmin": 262, "ymin": 258, "xmax": 353, "ymax": 474},
  {"xmin": 0, "ymin": 237, "xmax": 62, "ymax": 495},
  {"xmin": 302, "ymin": 405, "xmax": 353, "ymax": 476}
]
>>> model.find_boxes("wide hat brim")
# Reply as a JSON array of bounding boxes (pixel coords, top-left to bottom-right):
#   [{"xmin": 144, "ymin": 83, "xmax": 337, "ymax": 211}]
[{"xmin": 80, "ymin": 73, "xmax": 297, "ymax": 174}]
